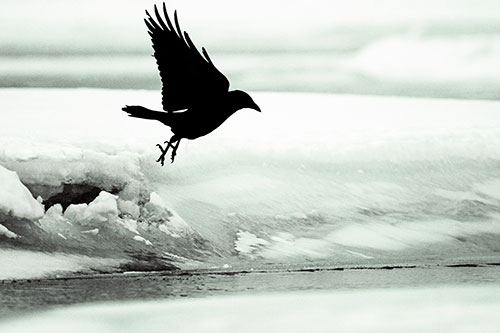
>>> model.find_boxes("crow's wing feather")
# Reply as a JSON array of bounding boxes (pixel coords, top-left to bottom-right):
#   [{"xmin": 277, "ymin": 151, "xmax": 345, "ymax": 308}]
[{"xmin": 145, "ymin": 3, "xmax": 230, "ymax": 112}]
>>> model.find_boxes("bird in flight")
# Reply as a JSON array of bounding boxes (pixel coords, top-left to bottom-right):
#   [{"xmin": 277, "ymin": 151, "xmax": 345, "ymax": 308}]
[{"xmin": 122, "ymin": 3, "xmax": 261, "ymax": 165}]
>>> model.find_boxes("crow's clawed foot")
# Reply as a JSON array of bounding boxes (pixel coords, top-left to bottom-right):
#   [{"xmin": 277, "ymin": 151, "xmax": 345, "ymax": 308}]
[
  {"xmin": 170, "ymin": 148, "xmax": 177, "ymax": 163},
  {"xmin": 156, "ymin": 141, "xmax": 172, "ymax": 166},
  {"xmin": 170, "ymin": 140, "xmax": 181, "ymax": 164}
]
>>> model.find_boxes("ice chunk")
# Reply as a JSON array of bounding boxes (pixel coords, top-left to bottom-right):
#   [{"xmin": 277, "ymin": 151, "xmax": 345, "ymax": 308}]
[
  {"xmin": 0, "ymin": 165, "xmax": 44, "ymax": 220},
  {"xmin": 118, "ymin": 217, "xmax": 139, "ymax": 234},
  {"xmin": 64, "ymin": 204, "xmax": 88, "ymax": 223},
  {"xmin": 117, "ymin": 199, "xmax": 140, "ymax": 219},
  {"xmin": 133, "ymin": 235, "xmax": 152, "ymax": 246},
  {"xmin": 149, "ymin": 192, "xmax": 166, "ymax": 207},
  {"xmin": 64, "ymin": 191, "xmax": 119, "ymax": 226},
  {"xmin": 85, "ymin": 191, "xmax": 119, "ymax": 222},
  {"xmin": 45, "ymin": 204, "xmax": 64, "ymax": 218},
  {"xmin": 81, "ymin": 228, "xmax": 99, "ymax": 235},
  {"xmin": 0, "ymin": 224, "xmax": 18, "ymax": 238}
]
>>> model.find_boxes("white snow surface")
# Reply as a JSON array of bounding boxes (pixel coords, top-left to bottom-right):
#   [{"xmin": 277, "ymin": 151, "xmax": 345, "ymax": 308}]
[
  {"xmin": 2, "ymin": 88, "xmax": 500, "ymax": 170},
  {"xmin": 1, "ymin": 286, "xmax": 500, "ymax": 333},
  {"xmin": 2, "ymin": 89, "xmax": 500, "ymax": 276}
]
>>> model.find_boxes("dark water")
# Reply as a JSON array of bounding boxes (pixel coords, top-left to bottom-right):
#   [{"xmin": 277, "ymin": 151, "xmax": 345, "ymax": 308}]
[{"xmin": 2, "ymin": 264, "xmax": 500, "ymax": 318}]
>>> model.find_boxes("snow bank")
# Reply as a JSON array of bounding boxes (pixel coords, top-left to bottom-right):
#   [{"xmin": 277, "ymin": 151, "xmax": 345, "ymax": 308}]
[
  {"xmin": 2, "ymin": 88, "xmax": 500, "ymax": 175},
  {"xmin": 2, "ymin": 88, "xmax": 500, "ymax": 275},
  {"xmin": 1, "ymin": 286, "xmax": 500, "ymax": 332},
  {"xmin": 0, "ymin": 165, "xmax": 43, "ymax": 220}
]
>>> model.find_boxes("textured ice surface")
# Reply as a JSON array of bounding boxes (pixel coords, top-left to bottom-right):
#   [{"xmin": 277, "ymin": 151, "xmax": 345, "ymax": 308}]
[{"xmin": 1, "ymin": 89, "xmax": 500, "ymax": 278}]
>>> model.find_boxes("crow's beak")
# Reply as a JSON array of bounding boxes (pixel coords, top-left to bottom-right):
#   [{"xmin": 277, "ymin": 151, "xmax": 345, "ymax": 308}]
[{"xmin": 251, "ymin": 103, "xmax": 261, "ymax": 112}]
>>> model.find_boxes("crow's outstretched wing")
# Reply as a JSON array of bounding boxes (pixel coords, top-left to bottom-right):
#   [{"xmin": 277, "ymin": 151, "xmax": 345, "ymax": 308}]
[{"xmin": 145, "ymin": 3, "xmax": 230, "ymax": 112}]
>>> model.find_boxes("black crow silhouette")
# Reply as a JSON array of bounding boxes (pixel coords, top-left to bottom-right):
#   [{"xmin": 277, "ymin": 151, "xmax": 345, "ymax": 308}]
[{"xmin": 122, "ymin": 3, "xmax": 261, "ymax": 165}]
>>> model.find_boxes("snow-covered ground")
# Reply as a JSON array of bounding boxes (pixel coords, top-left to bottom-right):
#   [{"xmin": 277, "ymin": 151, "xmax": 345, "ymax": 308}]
[
  {"xmin": 1, "ymin": 88, "xmax": 500, "ymax": 279},
  {"xmin": 1, "ymin": 285, "xmax": 499, "ymax": 332}
]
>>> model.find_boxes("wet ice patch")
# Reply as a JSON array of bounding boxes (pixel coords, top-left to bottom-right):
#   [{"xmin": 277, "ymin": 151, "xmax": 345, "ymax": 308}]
[{"xmin": 3, "ymin": 286, "xmax": 500, "ymax": 333}]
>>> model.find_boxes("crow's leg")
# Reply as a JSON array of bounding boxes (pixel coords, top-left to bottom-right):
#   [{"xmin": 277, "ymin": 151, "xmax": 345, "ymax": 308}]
[
  {"xmin": 156, "ymin": 135, "xmax": 176, "ymax": 166},
  {"xmin": 156, "ymin": 142, "xmax": 171, "ymax": 166},
  {"xmin": 170, "ymin": 139, "xmax": 182, "ymax": 163}
]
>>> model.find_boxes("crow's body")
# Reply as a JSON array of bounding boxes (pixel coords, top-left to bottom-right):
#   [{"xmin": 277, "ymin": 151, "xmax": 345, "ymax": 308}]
[
  {"xmin": 125, "ymin": 90, "xmax": 252, "ymax": 140},
  {"xmin": 122, "ymin": 3, "xmax": 260, "ymax": 165}
]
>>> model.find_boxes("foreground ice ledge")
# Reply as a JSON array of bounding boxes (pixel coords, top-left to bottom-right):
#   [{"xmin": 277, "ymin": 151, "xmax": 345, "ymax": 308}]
[{"xmin": 1, "ymin": 285, "xmax": 499, "ymax": 333}]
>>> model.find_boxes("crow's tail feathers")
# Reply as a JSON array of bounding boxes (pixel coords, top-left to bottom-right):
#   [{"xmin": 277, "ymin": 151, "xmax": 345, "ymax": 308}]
[{"xmin": 122, "ymin": 105, "xmax": 168, "ymax": 122}]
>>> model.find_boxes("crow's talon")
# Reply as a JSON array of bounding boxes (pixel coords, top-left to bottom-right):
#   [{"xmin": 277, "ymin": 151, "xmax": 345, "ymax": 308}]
[
  {"xmin": 154, "ymin": 138, "xmax": 180, "ymax": 166},
  {"xmin": 156, "ymin": 152, "xmax": 166, "ymax": 166},
  {"xmin": 156, "ymin": 143, "xmax": 170, "ymax": 166}
]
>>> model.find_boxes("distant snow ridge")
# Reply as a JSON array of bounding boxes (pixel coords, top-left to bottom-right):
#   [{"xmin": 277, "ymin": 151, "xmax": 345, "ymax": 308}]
[{"xmin": 345, "ymin": 35, "xmax": 500, "ymax": 83}]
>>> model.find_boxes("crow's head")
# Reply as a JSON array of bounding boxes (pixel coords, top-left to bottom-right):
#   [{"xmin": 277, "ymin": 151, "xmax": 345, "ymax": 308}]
[{"xmin": 229, "ymin": 90, "xmax": 261, "ymax": 112}]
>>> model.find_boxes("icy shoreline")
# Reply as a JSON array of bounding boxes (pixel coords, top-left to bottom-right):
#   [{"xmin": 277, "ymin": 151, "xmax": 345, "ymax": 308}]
[{"xmin": 1, "ymin": 88, "xmax": 500, "ymax": 280}]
